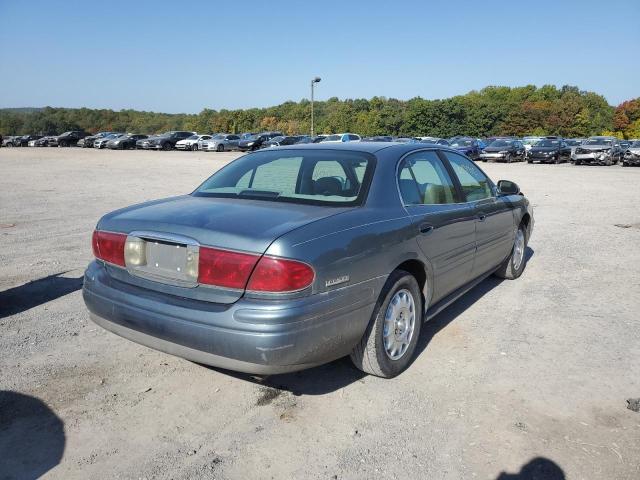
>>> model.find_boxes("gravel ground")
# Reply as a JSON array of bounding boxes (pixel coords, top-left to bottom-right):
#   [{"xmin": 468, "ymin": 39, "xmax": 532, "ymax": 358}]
[{"xmin": 1, "ymin": 147, "xmax": 639, "ymax": 480}]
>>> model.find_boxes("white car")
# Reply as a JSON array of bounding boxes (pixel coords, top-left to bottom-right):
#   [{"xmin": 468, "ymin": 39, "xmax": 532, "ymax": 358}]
[
  {"xmin": 321, "ymin": 133, "xmax": 361, "ymax": 143},
  {"xmin": 176, "ymin": 134, "xmax": 212, "ymax": 151},
  {"xmin": 522, "ymin": 136, "xmax": 543, "ymax": 153},
  {"xmin": 200, "ymin": 133, "xmax": 242, "ymax": 152}
]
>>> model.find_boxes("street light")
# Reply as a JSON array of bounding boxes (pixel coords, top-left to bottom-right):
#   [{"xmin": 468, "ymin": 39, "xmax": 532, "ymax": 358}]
[{"xmin": 310, "ymin": 76, "xmax": 321, "ymax": 137}]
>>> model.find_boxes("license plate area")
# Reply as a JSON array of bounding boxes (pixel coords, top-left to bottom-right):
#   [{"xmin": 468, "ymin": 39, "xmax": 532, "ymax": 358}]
[{"xmin": 125, "ymin": 232, "xmax": 200, "ymax": 287}]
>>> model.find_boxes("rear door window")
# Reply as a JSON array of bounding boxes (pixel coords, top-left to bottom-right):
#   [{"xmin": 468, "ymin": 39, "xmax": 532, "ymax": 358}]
[{"xmin": 398, "ymin": 151, "xmax": 457, "ymax": 205}]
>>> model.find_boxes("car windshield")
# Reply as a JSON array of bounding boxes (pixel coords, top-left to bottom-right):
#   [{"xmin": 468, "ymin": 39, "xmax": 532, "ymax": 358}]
[
  {"xmin": 186, "ymin": 135, "xmax": 199, "ymax": 140},
  {"xmin": 269, "ymin": 136, "xmax": 285, "ymax": 143},
  {"xmin": 536, "ymin": 140, "xmax": 559, "ymax": 147},
  {"xmin": 194, "ymin": 149, "xmax": 374, "ymax": 206},
  {"xmin": 246, "ymin": 134, "xmax": 260, "ymax": 141},
  {"xmin": 631, "ymin": 141, "xmax": 640, "ymax": 147},
  {"xmin": 522, "ymin": 138, "xmax": 541, "ymax": 145},
  {"xmin": 488, "ymin": 140, "xmax": 513, "ymax": 147},
  {"xmin": 324, "ymin": 135, "xmax": 342, "ymax": 141},
  {"xmin": 565, "ymin": 139, "xmax": 581, "ymax": 146},
  {"xmin": 585, "ymin": 138, "xmax": 612, "ymax": 146},
  {"xmin": 450, "ymin": 139, "xmax": 472, "ymax": 147}
]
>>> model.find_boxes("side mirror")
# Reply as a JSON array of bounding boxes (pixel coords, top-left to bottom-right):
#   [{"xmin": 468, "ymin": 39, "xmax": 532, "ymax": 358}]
[{"xmin": 497, "ymin": 180, "xmax": 520, "ymax": 195}]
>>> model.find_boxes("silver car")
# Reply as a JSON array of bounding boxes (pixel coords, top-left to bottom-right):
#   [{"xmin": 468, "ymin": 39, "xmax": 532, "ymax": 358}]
[
  {"xmin": 83, "ymin": 143, "xmax": 533, "ymax": 378},
  {"xmin": 200, "ymin": 133, "xmax": 241, "ymax": 152}
]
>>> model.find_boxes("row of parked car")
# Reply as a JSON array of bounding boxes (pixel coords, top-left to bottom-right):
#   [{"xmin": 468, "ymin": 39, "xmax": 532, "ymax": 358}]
[{"xmin": 2, "ymin": 130, "xmax": 639, "ymax": 166}]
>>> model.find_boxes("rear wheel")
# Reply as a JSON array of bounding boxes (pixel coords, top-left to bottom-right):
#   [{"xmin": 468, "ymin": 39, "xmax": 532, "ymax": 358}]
[
  {"xmin": 191, "ymin": 144, "xmax": 198, "ymax": 151},
  {"xmin": 217, "ymin": 144, "xmax": 225, "ymax": 152},
  {"xmin": 554, "ymin": 155, "xmax": 561, "ymax": 164},
  {"xmin": 350, "ymin": 270, "xmax": 422, "ymax": 378},
  {"xmin": 494, "ymin": 224, "xmax": 527, "ymax": 280},
  {"xmin": 505, "ymin": 153, "xmax": 512, "ymax": 163}
]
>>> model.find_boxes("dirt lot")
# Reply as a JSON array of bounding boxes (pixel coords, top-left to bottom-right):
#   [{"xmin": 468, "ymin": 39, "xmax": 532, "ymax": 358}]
[{"xmin": 1, "ymin": 147, "xmax": 639, "ymax": 480}]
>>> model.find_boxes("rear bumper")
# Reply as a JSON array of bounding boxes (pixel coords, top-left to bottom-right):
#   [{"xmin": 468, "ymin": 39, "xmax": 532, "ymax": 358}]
[{"xmin": 83, "ymin": 261, "xmax": 379, "ymax": 374}]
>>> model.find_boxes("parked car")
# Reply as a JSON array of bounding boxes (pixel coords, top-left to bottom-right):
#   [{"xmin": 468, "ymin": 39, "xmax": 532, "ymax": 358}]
[
  {"xmin": 418, "ymin": 137, "xmax": 450, "ymax": 145},
  {"xmin": 572, "ymin": 136, "xmax": 622, "ymax": 165},
  {"xmin": 200, "ymin": 134, "xmax": 241, "ymax": 152},
  {"xmin": 54, "ymin": 130, "xmax": 88, "ymax": 147},
  {"xmin": 322, "ymin": 133, "xmax": 361, "ymax": 143},
  {"xmin": 362, "ymin": 136, "xmax": 394, "ymax": 142},
  {"xmin": 145, "ymin": 131, "xmax": 196, "ymax": 150},
  {"xmin": 28, "ymin": 137, "xmax": 44, "ymax": 147},
  {"xmin": 526, "ymin": 138, "xmax": 571, "ymax": 164},
  {"xmin": 622, "ymin": 140, "xmax": 640, "ymax": 167},
  {"xmin": 292, "ymin": 135, "xmax": 327, "ymax": 144},
  {"xmin": 448, "ymin": 137, "xmax": 485, "ymax": 160},
  {"xmin": 262, "ymin": 135, "xmax": 308, "ymax": 148},
  {"xmin": 94, "ymin": 133, "xmax": 125, "ymax": 149},
  {"xmin": 480, "ymin": 138, "xmax": 526, "ymax": 163},
  {"xmin": 237, "ymin": 132, "xmax": 283, "ymax": 151},
  {"xmin": 81, "ymin": 132, "xmax": 115, "ymax": 148},
  {"xmin": 107, "ymin": 134, "xmax": 148, "ymax": 150},
  {"xmin": 176, "ymin": 134, "xmax": 212, "ymax": 151},
  {"xmin": 522, "ymin": 136, "xmax": 543, "ymax": 154},
  {"xmin": 16, "ymin": 135, "xmax": 44, "ymax": 146},
  {"xmin": 83, "ymin": 143, "xmax": 533, "ymax": 378},
  {"xmin": 35, "ymin": 136, "xmax": 56, "ymax": 147},
  {"xmin": 564, "ymin": 138, "xmax": 585, "ymax": 161},
  {"xmin": 2, "ymin": 135, "xmax": 20, "ymax": 147}
]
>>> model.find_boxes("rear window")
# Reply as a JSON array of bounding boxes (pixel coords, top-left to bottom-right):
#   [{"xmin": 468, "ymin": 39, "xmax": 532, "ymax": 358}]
[{"xmin": 194, "ymin": 149, "xmax": 375, "ymax": 206}]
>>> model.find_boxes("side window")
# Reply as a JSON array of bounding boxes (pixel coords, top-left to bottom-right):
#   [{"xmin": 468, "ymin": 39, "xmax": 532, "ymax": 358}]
[
  {"xmin": 312, "ymin": 160, "xmax": 347, "ymax": 184},
  {"xmin": 443, "ymin": 152, "xmax": 493, "ymax": 202},
  {"xmin": 398, "ymin": 151, "xmax": 457, "ymax": 205}
]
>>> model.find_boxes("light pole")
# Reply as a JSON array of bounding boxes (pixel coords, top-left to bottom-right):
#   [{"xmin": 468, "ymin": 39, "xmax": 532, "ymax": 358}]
[{"xmin": 310, "ymin": 77, "xmax": 321, "ymax": 137}]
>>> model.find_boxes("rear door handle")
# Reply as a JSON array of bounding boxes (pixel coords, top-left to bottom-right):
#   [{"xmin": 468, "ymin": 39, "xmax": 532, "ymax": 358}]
[{"xmin": 419, "ymin": 223, "xmax": 435, "ymax": 234}]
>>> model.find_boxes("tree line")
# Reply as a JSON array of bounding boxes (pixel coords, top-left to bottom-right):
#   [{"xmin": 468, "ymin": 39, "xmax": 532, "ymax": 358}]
[{"xmin": 1, "ymin": 85, "xmax": 638, "ymax": 139}]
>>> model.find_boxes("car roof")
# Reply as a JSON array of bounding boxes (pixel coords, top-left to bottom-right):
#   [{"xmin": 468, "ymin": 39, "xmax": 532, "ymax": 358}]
[{"xmin": 271, "ymin": 141, "xmax": 460, "ymax": 155}]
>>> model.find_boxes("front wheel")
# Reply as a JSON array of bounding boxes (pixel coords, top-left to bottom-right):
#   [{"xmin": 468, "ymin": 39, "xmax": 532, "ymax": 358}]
[
  {"xmin": 191, "ymin": 144, "xmax": 198, "ymax": 151},
  {"xmin": 162, "ymin": 142, "xmax": 172, "ymax": 151},
  {"xmin": 217, "ymin": 144, "xmax": 225, "ymax": 152},
  {"xmin": 494, "ymin": 224, "xmax": 527, "ymax": 280},
  {"xmin": 350, "ymin": 270, "xmax": 422, "ymax": 378}
]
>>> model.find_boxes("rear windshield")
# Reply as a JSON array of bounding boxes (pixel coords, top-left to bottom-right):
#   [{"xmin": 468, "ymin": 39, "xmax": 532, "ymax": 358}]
[
  {"xmin": 536, "ymin": 140, "xmax": 559, "ymax": 147},
  {"xmin": 193, "ymin": 149, "xmax": 375, "ymax": 206}
]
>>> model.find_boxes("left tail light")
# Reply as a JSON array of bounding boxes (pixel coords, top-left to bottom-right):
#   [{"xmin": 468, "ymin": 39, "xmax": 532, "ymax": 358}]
[{"xmin": 92, "ymin": 230, "xmax": 126, "ymax": 266}]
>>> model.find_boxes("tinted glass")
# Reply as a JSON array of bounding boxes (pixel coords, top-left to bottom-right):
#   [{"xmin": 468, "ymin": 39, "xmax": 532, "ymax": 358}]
[
  {"xmin": 398, "ymin": 151, "xmax": 457, "ymax": 205},
  {"xmin": 194, "ymin": 150, "xmax": 373, "ymax": 206},
  {"xmin": 443, "ymin": 151, "xmax": 493, "ymax": 202}
]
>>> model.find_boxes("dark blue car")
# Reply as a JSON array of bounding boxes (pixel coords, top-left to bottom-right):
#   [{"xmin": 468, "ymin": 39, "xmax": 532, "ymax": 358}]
[{"xmin": 448, "ymin": 136, "xmax": 486, "ymax": 160}]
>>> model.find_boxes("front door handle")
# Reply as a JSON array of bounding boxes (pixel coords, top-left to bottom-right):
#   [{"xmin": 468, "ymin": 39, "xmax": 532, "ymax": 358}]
[
  {"xmin": 477, "ymin": 213, "xmax": 487, "ymax": 222},
  {"xmin": 419, "ymin": 223, "xmax": 434, "ymax": 234}
]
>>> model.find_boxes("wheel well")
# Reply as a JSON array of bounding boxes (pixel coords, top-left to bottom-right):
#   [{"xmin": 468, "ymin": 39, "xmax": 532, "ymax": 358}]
[{"xmin": 396, "ymin": 260, "xmax": 427, "ymax": 293}]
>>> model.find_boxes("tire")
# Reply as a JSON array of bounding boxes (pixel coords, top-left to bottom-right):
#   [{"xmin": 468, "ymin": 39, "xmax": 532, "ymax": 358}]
[
  {"xmin": 350, "ymin": 270, "xmax": 423, "ymax": 378},
  {"xmin": 162, "ymin": 142, "xmax": 172, "ymax": 151},
  {"xmin": 554, "ymin": 155, "xmax": 560, "ymax": 164},
  {"xmin": 622, "ymin": 162, "xmax": 628, "ymax": 167},
  {"xmin": 505, "ymin": 153, "xmax": 512, "ymax": 163},
  {"xmin": 575, "ymin": 160, "xmax": 582, "ymax": 165},
  {"xmin": 494, "ymin": 224, "xmax": 527, "ymax": 280},
  {"xmin": 527, "ymin": 159, "xmax": 533, "ymax": 164},
  {"xmin": 191, "ymin": 144, "xmax": 198, "ymax": 151},
  {"xmin": 217, "ymin": 144, "xmax": 225, "ymax": 152}
]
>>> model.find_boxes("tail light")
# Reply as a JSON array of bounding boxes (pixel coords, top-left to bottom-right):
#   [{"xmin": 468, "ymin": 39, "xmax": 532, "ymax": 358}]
[
  {"xmin": 197, "ymin": 247, "xmax": 260, "ymax": 290},
  {"xmin": 198, "ymin": 247, "xmax": 314, "ymax": 293},
  {"xmin": 247, "ymin": 256, "xmax": 315, "ymax": 292},
  {"xmin": 92, "ymin": 230, "xmax": 126, "ymax": 266}
]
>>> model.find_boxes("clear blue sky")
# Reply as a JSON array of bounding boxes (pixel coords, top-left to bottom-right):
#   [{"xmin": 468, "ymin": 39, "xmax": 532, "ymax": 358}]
[{"xmin": 0, "ymin": 0, "xmax": 638, "ymax": 113}]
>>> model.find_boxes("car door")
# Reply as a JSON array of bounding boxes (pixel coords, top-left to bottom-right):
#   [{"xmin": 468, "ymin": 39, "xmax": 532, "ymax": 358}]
[
  {"xmin": 442, "ymin": 150, "xmax": 515, "ymax": 278},
  {"xmin": 559, "ymin": 141, "xmax": 571, "ymax": 161},
  {"xmin": 228, "ymin": 135, "xmax": 240, "ymax": 148},
  {"xmin": 398, "ymin": 150, "xmax": 476, "ymax": 303}
]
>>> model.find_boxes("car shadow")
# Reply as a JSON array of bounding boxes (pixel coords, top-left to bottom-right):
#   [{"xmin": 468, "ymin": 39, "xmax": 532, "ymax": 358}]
[
  {"xmin": 0, "ymin": 391, "xmax": 66, "ymax": 480},
  {"xmin": 206, "ymin": 247, "xmax": 535, "ymax": 396},
  {"xmin": 495, "ymin": 457, "xmax": 565, "ymax": 479},
  {"xmin": 0, "ymin": 272, "xmax": 83, "ymax": 319}
]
